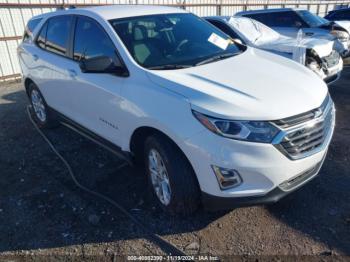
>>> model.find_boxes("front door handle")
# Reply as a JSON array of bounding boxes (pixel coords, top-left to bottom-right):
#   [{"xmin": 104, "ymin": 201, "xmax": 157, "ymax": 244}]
[
  {"xmin": 68, "ymin": 69, "xmax": 77, "ymax": 78},
  {"xmin": 32, "ymin": 54, "xmax": 39, "ymax": 61}
]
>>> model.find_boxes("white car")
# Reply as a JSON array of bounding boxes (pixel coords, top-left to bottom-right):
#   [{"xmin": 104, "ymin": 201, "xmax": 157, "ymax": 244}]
[
  {"xmin": 236, "ymin": 8, "xmax": 350, "ymax": 58},
  {"xmin": 206, "ymin": 16, "xmax": 343, "ymax": 83},
  {"xmin": 18, "ymin": 5, "xmax": 335, "ymax": 214}
]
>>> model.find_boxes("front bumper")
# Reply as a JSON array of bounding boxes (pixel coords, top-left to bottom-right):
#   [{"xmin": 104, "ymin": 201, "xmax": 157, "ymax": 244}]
[
  {"xmin": 324, "ymin": 71, "xmax": 341, "ymax": 84},
  {"xmin": 182, "ymin": 126, "xmax": 332, "ymax": 198},
  {"xmin": 320, "ymin": 52, "xmax": 343, "ymax": 84},
  {"xmin": 202, "ymin": 185, "xmax": 304, "ymax": 211},
  {"xmin": 201, "ymin": 156, "xmax": 324, "ymax": 211},
  {"xmin": 181, "ymin": 99, "xmax": 335, "ymax": 210}
]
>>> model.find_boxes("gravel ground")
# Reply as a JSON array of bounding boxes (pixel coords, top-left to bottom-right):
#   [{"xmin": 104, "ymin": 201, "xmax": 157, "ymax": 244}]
[{"xmin": 0, "ymin": 68, "xmax": 349, "ymax": 260}]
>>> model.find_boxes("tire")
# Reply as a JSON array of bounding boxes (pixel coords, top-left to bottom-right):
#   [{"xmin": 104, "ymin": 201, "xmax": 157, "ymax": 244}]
[
  {"xmin": 144, "ymin": 134, "xmax": 200, "ymax": 215},
  {"xmin": 28, "ymin": 82, "xmax": 58, "ymax": 129}
]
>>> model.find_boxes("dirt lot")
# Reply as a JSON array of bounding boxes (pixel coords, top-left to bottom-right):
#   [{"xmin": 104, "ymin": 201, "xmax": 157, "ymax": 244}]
[{"xmin": 0, "ymin": 68, "xmax": 349, "ymax": 260}]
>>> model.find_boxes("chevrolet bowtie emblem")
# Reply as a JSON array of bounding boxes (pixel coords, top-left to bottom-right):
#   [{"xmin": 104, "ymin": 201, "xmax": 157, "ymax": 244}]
[{"xmin": 314, "ymin": 108, "xmax": 323, "ymax": 118}]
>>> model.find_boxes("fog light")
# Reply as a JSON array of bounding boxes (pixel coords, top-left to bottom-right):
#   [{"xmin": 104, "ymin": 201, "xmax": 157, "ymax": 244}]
[{"xmin": 212, "ymin": 166, "xmax": 242, "ymax": 190}]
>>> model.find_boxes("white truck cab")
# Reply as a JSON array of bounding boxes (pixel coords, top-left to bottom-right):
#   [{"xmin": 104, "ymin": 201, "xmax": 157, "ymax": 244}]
[{"xmin": 18, "ymin": 5, "xmax": 335, "ymax": 214}]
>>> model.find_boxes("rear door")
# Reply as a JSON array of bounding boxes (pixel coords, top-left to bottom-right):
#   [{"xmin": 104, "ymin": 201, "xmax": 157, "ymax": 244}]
[
  {"xmin": 30, "ymin": 14, "xmax": 75, "ymax": 117},
  {"xmin": 17, "ymin": 17, "xmax": 43, "ymax": 77}
]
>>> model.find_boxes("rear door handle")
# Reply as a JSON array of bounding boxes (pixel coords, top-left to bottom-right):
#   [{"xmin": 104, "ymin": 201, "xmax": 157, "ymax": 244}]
[
  {"xmin": 32, "ymin": 54, "xmax": 39, "ymax": 61},
  {"xmin": 68, "ymin": 69, "xmax": 77, "ymax": 78}
]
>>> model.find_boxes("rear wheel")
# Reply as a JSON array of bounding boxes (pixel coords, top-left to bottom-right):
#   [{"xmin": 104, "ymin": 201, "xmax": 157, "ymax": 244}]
[
  {"xmin": 28, "ymin": 83, "xmax": 58, "ymax": 129},
  {"xmin": 144, "ymin": 134, "xmax": 200, "ymax": 215}
]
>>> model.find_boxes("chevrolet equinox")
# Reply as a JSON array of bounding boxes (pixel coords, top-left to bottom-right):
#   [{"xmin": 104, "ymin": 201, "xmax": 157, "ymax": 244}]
[{"xmin": 18, "ymin": 5, "xmax": 335, "ymax": 214}]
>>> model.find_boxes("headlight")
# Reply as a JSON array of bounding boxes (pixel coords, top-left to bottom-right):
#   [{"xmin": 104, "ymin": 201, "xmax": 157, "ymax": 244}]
[
  {"xmin": 306, "ymin": 56, "xmax": 322, "ymax": 76},
  {"xmin": 331, "ymin": 30, "xmax": 350, "ymax": 42},
  {"xmin": 192, "ymin": 110, "xmax": 280, "ymax": 143}
]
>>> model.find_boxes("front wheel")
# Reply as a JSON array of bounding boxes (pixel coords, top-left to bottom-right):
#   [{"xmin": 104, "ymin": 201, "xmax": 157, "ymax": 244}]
[{"xmin": 144, "ymin": 134, "xmax": 200, "ymax": 215}]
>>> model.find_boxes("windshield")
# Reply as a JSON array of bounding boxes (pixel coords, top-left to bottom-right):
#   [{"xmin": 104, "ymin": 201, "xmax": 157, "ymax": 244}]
[
  {"xmin": 296, "ymin": 10, "xmax": 330, "ymax": 27},
  {"xmin": 110, "ymin": 13, "xmax": 242, "ymax": 69}
]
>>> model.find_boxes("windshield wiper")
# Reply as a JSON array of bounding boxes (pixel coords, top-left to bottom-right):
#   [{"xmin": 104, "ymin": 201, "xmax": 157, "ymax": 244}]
[
  {"xmin": 148, "ymin": 64, "xmax": 192, "ymax": 70},
  {"xmin": 195, "ymin": 52, "xmax": 239, "ymax": 66}
]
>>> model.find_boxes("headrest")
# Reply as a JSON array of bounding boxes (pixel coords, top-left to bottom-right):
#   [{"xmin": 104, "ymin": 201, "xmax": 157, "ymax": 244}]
[{"xmin": 133, "ymin": 25, "xmax": 148, "ymax": 41}]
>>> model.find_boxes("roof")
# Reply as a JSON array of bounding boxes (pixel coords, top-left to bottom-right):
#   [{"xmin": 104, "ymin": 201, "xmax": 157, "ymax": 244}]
[
  {"xmin": 30, "ymin": 5, "xmax": 188, "ymax": 21},
  {"xmin": 80, "ymin": 5, "xmax": 188, "ymax": 20},
  {"xmin": 205, "ymin": 16, "xmax": 252, "ymax": 24},
  {"xmin": 235, "ymin": 8, "xmax": 304, "ymax": 16},
  {"xmin": 204, "ymin": 16, "xmax": 231, "ymax": 21},
  {"xmin": 205, "ymin": 16, "xmax": 253, "ymax": 22}
]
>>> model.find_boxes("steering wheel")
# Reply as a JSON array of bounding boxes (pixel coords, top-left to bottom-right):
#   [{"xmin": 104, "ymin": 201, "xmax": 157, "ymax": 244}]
[{"xmin": 175, "ymin": 39, "xmax": 190, "ymax": 53}]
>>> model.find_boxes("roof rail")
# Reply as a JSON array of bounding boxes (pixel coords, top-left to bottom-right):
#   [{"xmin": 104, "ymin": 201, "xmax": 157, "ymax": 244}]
[{"xmin": 56, "ymin": 4, "xmax": 76, "ymax": 10}]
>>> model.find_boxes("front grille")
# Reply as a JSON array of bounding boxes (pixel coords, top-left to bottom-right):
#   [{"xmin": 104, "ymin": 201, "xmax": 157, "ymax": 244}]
[
  {"xmin": 274, "ymin": 94, "xmax": 330, "ymax": 129},
  {"xmin": 273, "ymin": 95, "xmax": 335, "ymax": 160},
  {"xmin": 322, "ymin": 50, "xmax": 340, "ymax": 68}
]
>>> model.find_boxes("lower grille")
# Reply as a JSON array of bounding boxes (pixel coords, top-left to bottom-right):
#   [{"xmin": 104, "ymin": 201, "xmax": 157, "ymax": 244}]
[
  {"xmin": 273, "ymin": 95, "xmax": 335, "ymax": 160},
  {"xmin": 279, "ymin": 161, "xmax": 322, "ymax": 191}
]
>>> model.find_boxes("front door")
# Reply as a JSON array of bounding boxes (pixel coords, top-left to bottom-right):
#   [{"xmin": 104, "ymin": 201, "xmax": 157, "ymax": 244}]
[{"xmin": 61, "ymin": 16, "xmax": 127, "ymax": 147}]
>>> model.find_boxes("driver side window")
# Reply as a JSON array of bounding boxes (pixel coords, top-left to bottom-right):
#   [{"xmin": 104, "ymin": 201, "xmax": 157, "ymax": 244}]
[
  {"xmin": 247, "ymin": 12, "xmax": 304, "ymax": 28},
  {"xmin": 73, "ymin": 17, "xmax": 117, "ymax": 62}
]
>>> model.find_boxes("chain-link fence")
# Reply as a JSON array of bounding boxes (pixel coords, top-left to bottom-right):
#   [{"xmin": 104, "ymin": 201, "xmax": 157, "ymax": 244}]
[{"xmin": 0, "ymin": 0, "xmax": 349, "ymax": 81}]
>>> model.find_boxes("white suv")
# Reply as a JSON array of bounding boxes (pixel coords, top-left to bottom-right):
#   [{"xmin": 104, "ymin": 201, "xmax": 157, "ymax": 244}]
[{"xmin": 18, "ymin": 5, "xmax": 335, "ymax": 214}]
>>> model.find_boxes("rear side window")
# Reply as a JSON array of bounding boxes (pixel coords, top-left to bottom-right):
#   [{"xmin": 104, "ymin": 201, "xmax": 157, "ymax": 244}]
[
  {"xmin": 28, "ymin": 18, "xmax": 42, "ymax": 33},
  {"xmin": 45, "ymin": 15, "xmax": 73, "ymax": 56},
  {"xmin": 73, "ymin": 17, "xmax": 117, "ymax": 62},
  {"xmin": 244, "ymin": 11, "xmax": 305, "ymax": 28},
  {"xmin": 23, "ymin": 18, "xmax": 42, "ymax": 42},
  {"xmin": 243, "ymin": 13, "xmax": 274, "ymax": 26},
  {"xmin": 36, "ymin": 22, "xmax": 48, "ymax": 49}
]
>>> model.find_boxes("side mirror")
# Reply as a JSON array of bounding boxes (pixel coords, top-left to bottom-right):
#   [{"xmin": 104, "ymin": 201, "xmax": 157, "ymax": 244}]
[
  {"xmin": 295, "ymin": 21, "xmax": 303, "ymax": 28},
  {"xmin": 79, "ymin": 56, "xmax": 128, "ymax": 76},
  {"xmin": 232, "ymin": 38, "xmax": 243, "ymax": 45}
]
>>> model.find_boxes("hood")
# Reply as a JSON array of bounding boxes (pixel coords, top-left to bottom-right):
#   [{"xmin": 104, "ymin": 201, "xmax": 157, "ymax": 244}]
[
  {"xmin": 227, "ymin": 17, "xmax": 334, "ymax": 58},
  {"xmin": 146, "ymin": 47, "xmax": 328, "ymax": 121},
  {"xmin": 318, "ymin": 21, "xmax": 350, "ymax": 35},
  {"xmin": 259, "ymin": 36, "xmax": 334, "ymax": 58}
]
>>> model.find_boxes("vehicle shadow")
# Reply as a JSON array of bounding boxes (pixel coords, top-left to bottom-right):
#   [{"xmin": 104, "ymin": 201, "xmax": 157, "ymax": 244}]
[
  {"xmin": 0, "ymin": 87, "xmax": 226, "ymax": 254},
  {"xmin": 267, "ymin": 69, "xmax": 350, "ymax": 255},
  {"xmin": 0, "ymin": 73, "xmax": 349, "ymax": 255}
]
